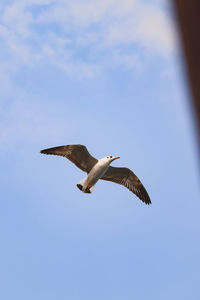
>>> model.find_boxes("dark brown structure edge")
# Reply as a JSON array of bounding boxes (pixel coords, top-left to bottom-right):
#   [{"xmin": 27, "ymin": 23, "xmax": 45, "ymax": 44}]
[{"xmin": 173, "ymin": 0, "xmax": 200, "ymax": 149}]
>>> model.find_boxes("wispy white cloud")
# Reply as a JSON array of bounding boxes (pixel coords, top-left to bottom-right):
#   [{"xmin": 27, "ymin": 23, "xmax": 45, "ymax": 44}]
[
  {"xmin": 0, "ymin": 0, "xmax": 179, "ymax": 149},
  {"xmin": 0, "ymin": 0, "xmax": 177, "ymax": 80}
]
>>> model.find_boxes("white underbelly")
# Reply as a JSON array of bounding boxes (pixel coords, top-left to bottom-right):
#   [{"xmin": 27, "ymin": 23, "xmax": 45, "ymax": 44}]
[{"xmin": 84, "ymin": 163, "xmax": 109, "ymax": 188}]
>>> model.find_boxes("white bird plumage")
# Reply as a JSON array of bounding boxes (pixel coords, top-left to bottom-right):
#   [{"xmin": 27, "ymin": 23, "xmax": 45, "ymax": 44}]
[
  {"xmin": 76, "ymin": 155, "xmax": 120, "ymax": 193},
  {"xmin": 40, "ymin": 144, "xmax": 151, "ymax": 205}
]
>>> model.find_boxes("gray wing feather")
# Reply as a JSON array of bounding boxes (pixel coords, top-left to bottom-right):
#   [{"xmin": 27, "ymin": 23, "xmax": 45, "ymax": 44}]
[
  {"xmin": 101, "ymin": 166, "xmax": 151, "ymax": 205},
  {"xmin": 40, "ymin": 144, "xmax": 97, "ymax": 173}
]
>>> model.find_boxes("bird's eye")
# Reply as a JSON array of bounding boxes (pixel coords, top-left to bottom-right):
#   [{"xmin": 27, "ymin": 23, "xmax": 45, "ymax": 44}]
[
  {"xmin": 110, "ymin": 156, "xmax": 112, "ymax": 158},
  {"xmin": 107, "ymin": 156, "xmax": 109, "ymax": 159}
]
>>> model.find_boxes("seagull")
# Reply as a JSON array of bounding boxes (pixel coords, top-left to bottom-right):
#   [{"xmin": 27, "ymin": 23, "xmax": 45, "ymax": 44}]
[{"xmin": 40, "ymin": 144, "xmax": 151, "ymax": 205}]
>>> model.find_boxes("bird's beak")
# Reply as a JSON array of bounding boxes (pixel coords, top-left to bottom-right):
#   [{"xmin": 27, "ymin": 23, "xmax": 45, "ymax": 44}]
[{"xmin": 113, "ymin": 156, "xmax": 120, "ymax": 160}]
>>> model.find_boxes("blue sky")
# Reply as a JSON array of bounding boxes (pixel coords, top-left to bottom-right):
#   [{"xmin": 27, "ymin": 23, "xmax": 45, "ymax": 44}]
[{"xmin": 0, "ymin": 0, "xmax": 200, "ymax": 299}]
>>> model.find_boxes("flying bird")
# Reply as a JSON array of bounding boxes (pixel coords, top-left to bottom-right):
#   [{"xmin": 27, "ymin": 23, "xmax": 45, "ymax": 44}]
[{"xmin": 40, "ymin": 144, "xmax": 151, "ymax": 205}]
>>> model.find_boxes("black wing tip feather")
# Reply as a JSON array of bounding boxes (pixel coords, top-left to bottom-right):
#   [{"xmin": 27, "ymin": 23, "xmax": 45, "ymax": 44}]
[
  {"xmin": 132, "ymin": 183, "xmax": 151, "ymax": 205},
  {"xmin": 139, "ymin": 196, "xmax": 151, "ymax": 205},
  {"xmin": 144, "ymin": 198, "xmax": 151, "ymax": 205},
  {"xmin": 40, "ymin": 147, "xmax": 60, "ymax": 155},
  {"xmin": 141, "ymin": 193, "xmax": 151, "ymax": 205},
  {"xmin": 128, "ymin": 181, "xmax": 151, "ymax": 205},
  {"xmin": 134, "ymin": 193, "xmax": 151, "ymax": 205},
  {"xmin": 40, "ymin": 145, "xmax": 66, "ymax": 155},
  {"xmin": 40, "ymin": 145, "xmax": 84, "ymax": 155},
  {"xmin": 40, "ymin": 149, "xmax": 50, "ymax": 155}
]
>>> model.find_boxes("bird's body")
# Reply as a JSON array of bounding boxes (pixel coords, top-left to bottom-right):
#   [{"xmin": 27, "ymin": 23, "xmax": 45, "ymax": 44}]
[
  {"xmin": 40, "ymin": 144, "xmax": 151, "ymax": 205},
  {"xmin": 77, "ymin": 156, "xmax": 119, "ymax": 193}
]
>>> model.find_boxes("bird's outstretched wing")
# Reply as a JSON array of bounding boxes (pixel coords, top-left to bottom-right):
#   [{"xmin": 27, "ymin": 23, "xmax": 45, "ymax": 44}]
[
  {"xmin": 101, "ymin": 166, "xmax": 151, "ymax": 205},
  {"xmin": 40, "ymin": 144, "xmax": 98, "ymax": 173}
]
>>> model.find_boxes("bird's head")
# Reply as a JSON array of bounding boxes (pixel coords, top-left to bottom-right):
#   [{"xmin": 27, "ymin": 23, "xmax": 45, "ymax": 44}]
[{"xmin": 106, "ymin": 155, "xmax": 120, "ymax": 162}]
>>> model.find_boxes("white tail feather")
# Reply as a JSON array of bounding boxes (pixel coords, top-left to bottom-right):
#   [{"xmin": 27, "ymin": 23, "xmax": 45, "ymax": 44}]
[
  {"xmin": 76, "ymin": 178, "xmax": 95, "ymax": 193},
  {"xmin": 77, "ymin": 177, "xmax": 87, "ymax": 187},
  {"xmin": 89, "ymin": 185, "xmax": 95, "ymax": 193}
]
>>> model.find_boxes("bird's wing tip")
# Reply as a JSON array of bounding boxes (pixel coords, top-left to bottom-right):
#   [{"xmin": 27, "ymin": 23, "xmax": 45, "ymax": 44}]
[
  {"xmin": 40, "ymin": 149, "xmax": 47, "ymax": 154},
  {"xmin": 145, "ymin": 198, "xmax": 152, "ymax": 205}
]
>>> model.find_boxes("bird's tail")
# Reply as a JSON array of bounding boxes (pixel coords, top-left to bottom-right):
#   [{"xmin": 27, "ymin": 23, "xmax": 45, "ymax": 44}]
[{"xmin": 76, "ymin": 178, "xmax": 94, "ymax": 194}]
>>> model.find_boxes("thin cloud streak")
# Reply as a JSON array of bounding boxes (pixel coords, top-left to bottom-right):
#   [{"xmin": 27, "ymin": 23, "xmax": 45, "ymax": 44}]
[{"xmin": 0, "ymin": 0, "xmax": 177, "ymax": 80}]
